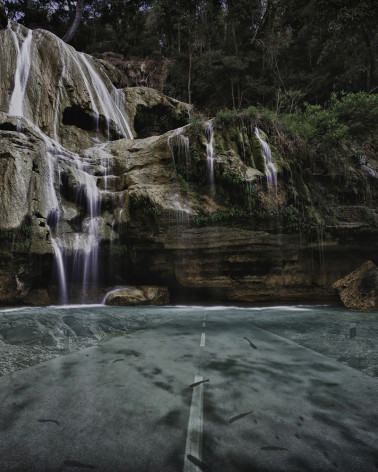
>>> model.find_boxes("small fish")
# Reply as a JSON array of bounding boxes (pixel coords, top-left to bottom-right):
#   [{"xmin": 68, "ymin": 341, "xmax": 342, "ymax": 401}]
[
  {"xmin": 63, "ymin": 459, "xmax": 96, "ymax": 469},
  {"xmin": 228, "ymin": 410, "xmax": 253, "ymax": 424},
  {"xmin": 190, "ymin": 379, "xmax": 209, "ymax": 388},
  {"xmin": 112, "ymin": 358, "xmax": 124, "ymax": 364},
  {"xmin": 261, "ymin": 446, "xmax": 288, "ymax": 451},
  {"xmin": 38, "ymin": 419, "xmax": 60, "ymax": 426},
  {"xmin": 244, "ymin": 337, "xmax": 258, "ymax": 350},
  {"xmin": 187, "ymin": 454, "xmax": 212, "ymax": 471}
]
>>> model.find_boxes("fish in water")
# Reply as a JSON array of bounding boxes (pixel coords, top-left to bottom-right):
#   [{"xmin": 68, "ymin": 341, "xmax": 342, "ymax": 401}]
[
  {"xmin": 190, "ymin": 379, "xmax": 209, "ymax": 388},
  {"xmin": 244, "ymin": 337, "xmax": 258, "ymax": 350},
  {"xmin": 112, "ymin": 358, "xmax": 124, "ymax": 364},
  {"xmin": 38, "ymin": 419, "xmax": 60, "ymax": 426},
  {"xmin": 261, "ymin": 446, "xmax": 288, "ymax": 451},
  {"xmin": 228, "ymin": 410, "xmax": 253, "ymax": 424},
  {"xmin": 187, "ymin": 454, "xmax": 212, "ymax": 471},
  {"xmin": 63, "ymin": 459, "xmax": 96, "ymax": 469}
]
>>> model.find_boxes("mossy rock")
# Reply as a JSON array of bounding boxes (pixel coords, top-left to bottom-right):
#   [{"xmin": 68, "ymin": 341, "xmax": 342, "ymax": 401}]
[{"xmin": 250, "ymin": 133, "xmax": 265, "ymax": 174}]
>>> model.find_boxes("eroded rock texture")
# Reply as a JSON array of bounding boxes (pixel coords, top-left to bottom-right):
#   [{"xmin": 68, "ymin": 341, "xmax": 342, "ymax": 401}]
[
  {"xmin": 105, "ymin": 286, "xmax": 169, "ymax": 306},
  {"xmin": 333, "ymin": 261, "xmax": 378, "ymax": 311}
]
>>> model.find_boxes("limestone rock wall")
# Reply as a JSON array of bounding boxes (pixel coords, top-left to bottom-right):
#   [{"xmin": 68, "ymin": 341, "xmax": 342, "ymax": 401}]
[{"xmin": 0, "ymin": 23, "xmax": 133, "ymax": 152}]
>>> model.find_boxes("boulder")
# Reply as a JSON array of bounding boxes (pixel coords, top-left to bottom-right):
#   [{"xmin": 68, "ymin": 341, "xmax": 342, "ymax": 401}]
[
  {"xmin": 105, "ymin": 286, "xmax": 170, "ymax": 306},
  {"xmin": 333, "ymin": 261, "xmax": 378, "ymax": 311}
]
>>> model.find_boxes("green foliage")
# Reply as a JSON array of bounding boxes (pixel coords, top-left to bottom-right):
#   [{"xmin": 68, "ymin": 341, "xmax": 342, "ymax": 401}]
[
  {"xmin": 189, "ymin": 113, "xmax": 206, "ymax": 134},
  {"xmin": 194, "ymin": 208, "xmax": 247, "ymax": 226},
  {"xmin": 130, "ymin": 196, "xmax": 162, "ymax": 216},
  {"xmin": 329, "ymin": 92, "xmax": 378, "ymax": 136},
  {"xmin": 21, "ymin": 221, "xmax": 31, "ymax": 237},
  {"xmin": 279, "ymin": 92, "xmax": 378, "ymax": 175},
  {"xmin": 109, "ymin": 244, "xmax": 128, "ymax": 256},
  {"xmin": 214, "ymin": 109, "xmax": 239, "ymax": 128},
  {"xmin": 0, "ymin": 230, "xmax": 13, "ymax": 241}
]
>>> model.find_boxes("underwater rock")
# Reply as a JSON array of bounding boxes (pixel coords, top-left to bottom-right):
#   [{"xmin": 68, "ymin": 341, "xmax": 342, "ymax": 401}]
[
  {"xmin": 105, "ymin": 286, "xmax": 170, "ymax": 306},
  {"xmin": 333, "ymin": 261, "xmax": 378, "ymax": 311}
]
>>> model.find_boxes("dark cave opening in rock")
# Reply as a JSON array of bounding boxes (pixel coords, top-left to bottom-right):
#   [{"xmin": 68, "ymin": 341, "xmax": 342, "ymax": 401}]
[
  {"xmin": 134, "ymin": 104, "xmax": 188, "ymax": 138},
  {"xmin": 62, "ymin": 105, "xmax": 124, "ymax": 141},
  {"xmin": 62, "ymin": 105, "xmax": 97, "ymax": 131},
  {"xmin": 0, "ymin": 121, "xmax": 19, "ymax": 131}
]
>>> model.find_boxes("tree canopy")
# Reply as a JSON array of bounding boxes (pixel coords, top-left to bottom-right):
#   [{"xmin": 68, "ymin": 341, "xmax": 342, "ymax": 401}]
[{"xmin": 4, "ymin": 0, "xmax": 378, "ymax": 110}]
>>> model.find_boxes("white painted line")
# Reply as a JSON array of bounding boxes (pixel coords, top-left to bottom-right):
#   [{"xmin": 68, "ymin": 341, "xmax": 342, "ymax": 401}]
[
  {"xmin": 200, "ymin": 333, "xmax": 206, "ymax": 347},
  {"xmin": 183, "ymin": 375, "xmax": 204, "ymax": 472},
  {"xmin": 202, "ymin": 322, "xmax": 206, "ymax": 328}
]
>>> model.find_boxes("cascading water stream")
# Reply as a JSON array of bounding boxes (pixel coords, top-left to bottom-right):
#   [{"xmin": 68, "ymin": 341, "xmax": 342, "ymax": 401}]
[
  {"xmin": 79, "ymin": 53, "xmax": 133, "ymax": 139},
  {"xmin": 168, "ymin": 127, "xmax": 190, "ymax": 170},
  {"xmin": 8, "ymin": 27, "xmax": 33, "ymax": 128},
  {"xmin": 255, "ymin": 127, "xmax": 277, "ymax": 195},
  {"xmin": 205, "ymin": 122, "xmax": 215, "ymax": 191},
  {"xmin": 51, "ymin": 238, "xmax": 68, "ymax": 304},
  {"xmin": 167, "ymin": 128, "xmax": 191, "ymax": 226},
  {"xmin": 6, "ymin": 23, "xmax": 134, "ymax": 303}
]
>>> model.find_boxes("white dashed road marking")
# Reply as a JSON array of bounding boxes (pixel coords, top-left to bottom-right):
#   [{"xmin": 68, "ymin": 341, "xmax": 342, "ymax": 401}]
[
  {"xmin": 183, "ymin": 375, "xmax": 204, "ymax": 472},
  {"xmin": 200, "ymin": 333, "xmax": 206, "ymax": 347}
]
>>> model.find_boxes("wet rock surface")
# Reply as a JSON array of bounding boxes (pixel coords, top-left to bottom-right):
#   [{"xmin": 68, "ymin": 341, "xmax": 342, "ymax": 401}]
[{"xmin": 333, "ymin": 261, "xmax": 378, "ymax": 311}]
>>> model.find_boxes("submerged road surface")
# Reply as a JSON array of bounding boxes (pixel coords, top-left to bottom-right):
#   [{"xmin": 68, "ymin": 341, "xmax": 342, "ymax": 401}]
[{"xmin": 0, "ymin": 307, "xmax": 377, "ymax": 472}]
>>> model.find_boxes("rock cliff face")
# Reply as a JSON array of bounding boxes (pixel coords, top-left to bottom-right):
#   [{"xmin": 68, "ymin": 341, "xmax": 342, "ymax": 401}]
[
  {"xmin": 0, "ymin": 23, "xmax": 377, "ymax": 305},
  {"xmin": 93, "ymin": 52, "xmax": 171, "ymax": 92}
]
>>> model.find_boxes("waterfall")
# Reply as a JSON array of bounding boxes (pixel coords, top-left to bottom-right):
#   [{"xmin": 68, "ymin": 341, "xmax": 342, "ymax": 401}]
[
  {"xmin": 205, "ymin": 122, "xmax": 215, "ymax": 191},
  {"xmin": 5, "ymin": 24, "xmax": 134, "ymax": 303},
  {"xmin": 51, "ymin": 238, "xmax": 68, "ymax": 304},
  {"xmin": 166, "ymin": 128, "xmax": 192, "ymax": 226},
  {"xmin": 79, "ymin": 53, "xmax": 133, "ymax": 139},
  {"xmin": 255, "ymin": 127, "xmax": 277, "ymax": 195},
  {"xmin": 168, "ymin": 127, "xmax": 190, "ymax": 170},
  {"xmin": 8, "ymin": 28, "xmax": 33, "ymax": 124}
]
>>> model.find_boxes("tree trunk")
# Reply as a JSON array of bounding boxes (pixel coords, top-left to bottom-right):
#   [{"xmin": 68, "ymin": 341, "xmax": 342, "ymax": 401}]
[
  {"xmin": 231, "ymin": 23, "xmax": 238, "ymax": 54},
  {"xmin": 188, "ymin": 50, "xmax": 192, "ymax": 105},
  {"xmin": 364, "ymin": 32, "xmax": 376, "ymax": 93},
  {"xmin": 62, "ymin": 0, "xmax": 85, "ymax": 44},
  {"xmin": 0, "ymin": 0, "xmax": 8, "ymax": 29},
  {"xmin": 231, "ymin": 80, "xmax": 235, "ymax": 109}
]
